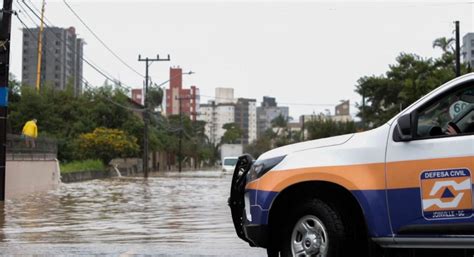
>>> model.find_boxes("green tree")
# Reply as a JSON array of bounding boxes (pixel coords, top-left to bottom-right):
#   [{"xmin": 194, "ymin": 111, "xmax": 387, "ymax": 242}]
[
  {"xmin": 244, "ymin": 129, "xmax": 273, "ymax": 159},
  {"xmin": 7, "ymin": 77, "xmax": 218, "ymax": 167},
  {"xmin": 148, "ymin": 87, "xmax": 163, "ymax": 109},
  {"xmin": 355, "ymin": 36, "xmax": 468, "ymax": 128},
  {"xmin": 221, "ymin": 123, "xmax": 242, "ymax": 144},
  {"xmin": 306, "ymin": 117, "xmax": 356, "ymax": 140},
  {"xmin": 432, "ymin": 37, "xmax": 454, "ymax": 53},
  {"xmin": 8, "ymin": 82, "xmax": 147, "ymax": 161}
]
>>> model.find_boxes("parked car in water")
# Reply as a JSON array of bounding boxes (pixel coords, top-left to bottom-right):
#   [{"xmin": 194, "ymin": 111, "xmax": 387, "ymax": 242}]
[{"xmin": 222, "ymin": 157, "xmax": 239, "ymax": 172}]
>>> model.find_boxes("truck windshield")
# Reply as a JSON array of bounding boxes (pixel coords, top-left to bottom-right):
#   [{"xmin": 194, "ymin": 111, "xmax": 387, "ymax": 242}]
[{"xmin": 224, "ymin": 158, "xmax": 238, "ymax": 166}]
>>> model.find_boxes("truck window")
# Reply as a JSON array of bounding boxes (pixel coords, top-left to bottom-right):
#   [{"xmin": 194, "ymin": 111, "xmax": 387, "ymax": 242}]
[{"xmin": 416, "ymin": 84, "xmax": 474, "ymax": 138}]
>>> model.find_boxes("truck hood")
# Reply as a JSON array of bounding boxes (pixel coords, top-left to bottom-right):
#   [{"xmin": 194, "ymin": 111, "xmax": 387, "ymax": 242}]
[{"xmin": 258, "ymin": 133, "xmax": 355, "ymax": 160}]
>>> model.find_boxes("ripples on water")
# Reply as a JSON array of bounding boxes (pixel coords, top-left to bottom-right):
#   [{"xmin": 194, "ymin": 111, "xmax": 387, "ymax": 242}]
[{"xmin": 0, "ymin": 171, "xmax": 265, "ymax": 256}]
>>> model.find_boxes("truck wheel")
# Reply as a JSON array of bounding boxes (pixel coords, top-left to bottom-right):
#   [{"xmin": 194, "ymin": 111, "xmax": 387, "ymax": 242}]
[{"xmin": 280, "ymin": 199, "xmax": 346, "ymax": 257}]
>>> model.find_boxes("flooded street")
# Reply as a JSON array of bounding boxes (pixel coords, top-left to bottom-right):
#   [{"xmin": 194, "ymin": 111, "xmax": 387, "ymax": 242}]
[{"xmin": 0, "ymin": 171, "xmax": 266, "ymax": 256}]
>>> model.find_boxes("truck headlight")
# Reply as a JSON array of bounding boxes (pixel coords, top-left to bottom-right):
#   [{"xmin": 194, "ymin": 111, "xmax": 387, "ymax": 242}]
[{"xmin": 247, "ymin": 155, "xmax": 286, "ymax": 181}]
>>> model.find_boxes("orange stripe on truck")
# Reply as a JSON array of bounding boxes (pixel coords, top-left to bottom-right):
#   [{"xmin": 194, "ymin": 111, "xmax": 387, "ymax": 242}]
[
  {"xmin": 246, "ymin": 162, "xmax": 386, "ymax": 191},
  {"xmin": 386, "ymin": 156, "xmax": 473, "ymax": 189},
  {"xmin": 246, "ymin": 156, "xmax": 474, "ymax": 192}
]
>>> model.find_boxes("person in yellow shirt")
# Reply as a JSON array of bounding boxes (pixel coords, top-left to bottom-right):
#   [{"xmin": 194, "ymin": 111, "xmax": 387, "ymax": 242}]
[{"xmin": 22, "ymin": 119, "xmax": 38, "ymax": 148}]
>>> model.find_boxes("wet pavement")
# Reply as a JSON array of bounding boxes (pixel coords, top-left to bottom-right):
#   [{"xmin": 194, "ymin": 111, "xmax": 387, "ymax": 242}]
[{"xmin": 0, "ymin": 171, "xmax": 266, "ymax": 256}]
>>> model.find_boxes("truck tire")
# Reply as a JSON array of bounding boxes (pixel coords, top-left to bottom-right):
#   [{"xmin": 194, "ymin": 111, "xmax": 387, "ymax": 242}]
[{"xmin": 280, "ymin": 198, "xmax": 347, "ymax": 257}]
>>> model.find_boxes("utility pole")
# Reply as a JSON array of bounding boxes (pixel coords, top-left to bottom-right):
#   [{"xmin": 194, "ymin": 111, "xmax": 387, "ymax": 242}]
[
  {"xmin": 34, "ymin": 0, "xmax": 45, "ymax": 92},
  {"xmin": 455, "ymin": 21, "xmax": 461, "ymax": 77},
  {"xmin": 0, "ymin": 0, "xmax": 13, "ymax": 201},
  {"xmin": 138, "ymin": 54, "xmax": 170, "ymax": 178}
]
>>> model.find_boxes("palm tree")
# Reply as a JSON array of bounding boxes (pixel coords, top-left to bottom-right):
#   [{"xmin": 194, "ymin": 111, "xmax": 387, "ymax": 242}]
[
  {"xmin": 271, "ymin": 114, "xmax": 288, "ymax": 136},
  {"xmin": 432, "ymin": 37, "xmax": 455, "ymax": 53}
]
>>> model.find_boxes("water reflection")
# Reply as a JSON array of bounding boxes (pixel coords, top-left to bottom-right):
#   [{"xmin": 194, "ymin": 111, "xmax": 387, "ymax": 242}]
[{"xmin": 0, "ymin": 171, "xmax": 265, "ymax": 256}]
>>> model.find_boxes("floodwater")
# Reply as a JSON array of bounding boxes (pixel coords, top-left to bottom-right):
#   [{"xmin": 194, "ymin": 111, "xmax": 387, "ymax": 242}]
[{"xmin": 0, "ymin": 171, "xmax": 266, "ymax": 256}]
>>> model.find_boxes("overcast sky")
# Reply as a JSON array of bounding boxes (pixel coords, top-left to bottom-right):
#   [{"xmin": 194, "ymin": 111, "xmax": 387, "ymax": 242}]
[{"xmin": 9, "ymin": 0, "xmax": 474, "ymax": 119}]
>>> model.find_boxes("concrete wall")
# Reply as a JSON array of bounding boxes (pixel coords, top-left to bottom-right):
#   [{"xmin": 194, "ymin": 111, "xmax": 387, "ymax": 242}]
[
  {"xmin": 61, "ymin": 170, "xmax": 111, "ymax": 183},
  {"xmin": 5, "ymin": 160, "xmax": 60, "ymax": 199}
]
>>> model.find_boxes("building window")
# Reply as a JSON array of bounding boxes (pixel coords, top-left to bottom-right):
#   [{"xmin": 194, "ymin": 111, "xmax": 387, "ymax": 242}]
[{"xmin": 471, "ymin": 39, "xmax": 474, "ymax": 46}]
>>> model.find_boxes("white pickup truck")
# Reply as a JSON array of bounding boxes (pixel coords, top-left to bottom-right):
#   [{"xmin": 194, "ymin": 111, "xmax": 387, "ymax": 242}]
[{"xmin": 229, "ymin": 73, "xmax": 474, "ymax": 257}]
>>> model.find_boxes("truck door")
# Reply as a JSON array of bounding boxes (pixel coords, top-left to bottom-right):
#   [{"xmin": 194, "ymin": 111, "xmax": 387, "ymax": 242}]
[{"xmin": 386, "ymin": 82, "xmax": 474, "ymax": 237}]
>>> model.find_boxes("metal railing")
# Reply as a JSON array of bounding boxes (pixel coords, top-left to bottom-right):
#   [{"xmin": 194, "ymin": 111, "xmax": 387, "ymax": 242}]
[{"xmin": 6, "ymin": 134, "xmax": 58, "ymax": 161}]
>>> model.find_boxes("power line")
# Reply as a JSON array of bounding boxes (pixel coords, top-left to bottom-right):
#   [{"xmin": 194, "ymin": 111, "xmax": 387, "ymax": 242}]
[
  {"xmin": 16, "ymin": 7, "xmax": 186, "ymax": 117},
  {"xmin": 18, "ymin": 0, "xmax": 133, "ymax": 91},
  {"xmin": 82, "ymin": 79, "xmax": 145, "ymax": 112},
  {"xmin": 16, "ymin": 12, "xmax": 188, "ymax": 144},
  {"xmin": 198, "ymin": 94, "xmax": 358, "ymax": 107},
  {"xmin": 62, "ymin": 0, "xmax": 145, "ymax": 79},
  {"xmin": 17, "ymin": 0, "xmax": 119, "ymax": 83},
  {"xmin": 20, "ymin": 0, "xmax": 125, "ymax": 88},
  {"xmin": 15, "ymin": 12, "xmax": 145, "ymax": 113}
]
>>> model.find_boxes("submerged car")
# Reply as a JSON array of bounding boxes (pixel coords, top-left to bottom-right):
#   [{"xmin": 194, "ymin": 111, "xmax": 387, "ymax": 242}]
[{"xmin": 229, "ymin": 73, "xmax": 474, "ymax": 257}]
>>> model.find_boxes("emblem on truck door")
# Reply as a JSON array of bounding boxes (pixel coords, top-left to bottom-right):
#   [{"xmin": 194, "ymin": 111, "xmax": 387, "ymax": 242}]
[{"xmin": 420, "ymin": 168, "xmax": 473, "ymax": 220}]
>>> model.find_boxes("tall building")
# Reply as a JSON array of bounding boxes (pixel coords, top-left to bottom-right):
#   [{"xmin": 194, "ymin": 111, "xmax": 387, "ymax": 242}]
[
  {"xmin": 22, "ymin": 26, "xmax": 84, "ymax": 96},
  {"xmin": 198, "ymin": 89, "xmax": 257, "ymax": 145},
  {"xmin": 235, "ymin": 98, "xmax": 257, "ymax": 145},
  {"xmin": 198, "ymin": 101, "xmax": 216, "ymax": 144},
  {"xmin": 165, "ymin": 67, "xmax": 200, "ymax": 121},
  {"xmin": 199, "ymin": 101, "xmax": 235, "ymax": 145},
  {"xmin": 215, "ymin": 87, "xmax": 235, "ymax": 104},
  {"xmin": 257, "ymin": 96, "xmax": 289, "ymax": 136},
  {"xmin": 198, "ymin": 88, "xmax": 236, "ymax": 145},
  {"xmin": 462, "ymin": 33, "xmax": 474, "ymax": 67}
]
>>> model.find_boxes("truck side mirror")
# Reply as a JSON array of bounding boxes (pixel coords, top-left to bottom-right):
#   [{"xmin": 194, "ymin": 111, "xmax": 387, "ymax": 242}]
[{"xmin": 394, "ymin": 113, "xmax": 414, "ymax": 141}]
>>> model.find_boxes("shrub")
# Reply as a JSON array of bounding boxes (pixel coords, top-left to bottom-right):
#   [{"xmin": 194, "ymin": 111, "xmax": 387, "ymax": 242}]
[
  {"xmin": 77, "ymin": 127, "xmax": 139, "ymax": 165},
  {"xmin": 60, "ymin": 159, "xmax": 105, "ymax": 174}
]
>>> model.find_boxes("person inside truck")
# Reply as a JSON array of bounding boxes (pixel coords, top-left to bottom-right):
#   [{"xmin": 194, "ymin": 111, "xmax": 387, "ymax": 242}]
[
  {"xmin": 445, "ymin": 104, "xmax": 474, "ymax": 135},
  {"xmin": 418, "ymin": 85, "xmax": 474, "ymax": 137}
]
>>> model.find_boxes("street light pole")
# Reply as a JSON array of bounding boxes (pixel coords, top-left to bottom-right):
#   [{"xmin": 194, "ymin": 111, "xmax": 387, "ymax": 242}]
[
  {"xmin": 138, "ymin": 54, "xmax": 170, "ymax": 178},
  {"xmin": 152, "ymin": 71, "xmax": 194, "ymax": 89}
]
